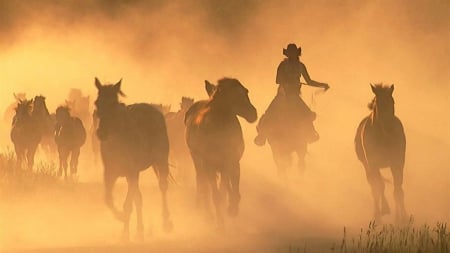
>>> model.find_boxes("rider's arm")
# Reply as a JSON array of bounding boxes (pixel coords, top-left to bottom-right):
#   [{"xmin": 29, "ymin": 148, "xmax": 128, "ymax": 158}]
[{"xmin": 300, "ymin": 62, "xmax": 329, "ymax": 89}]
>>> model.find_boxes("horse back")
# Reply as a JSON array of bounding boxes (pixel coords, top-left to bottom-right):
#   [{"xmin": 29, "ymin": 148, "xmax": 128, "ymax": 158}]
[
  {"xmin": 355, "ymin": 115, "xmax": 406, "ymax": 168},
  {"xmin": 185, "ymin": 100, "xmax": 245, "ymax": 164}
]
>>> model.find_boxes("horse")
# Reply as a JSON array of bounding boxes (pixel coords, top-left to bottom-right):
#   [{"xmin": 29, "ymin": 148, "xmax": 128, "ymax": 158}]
[
  {"xmin": 355, "ymin": 84, "xmax": 407, "ymax": 223},
  {"xmin": 165, "ymin": 97, "xmax": 194, "ymax": 183},
  {"xmin": 32, "ymin": 95, "xmax": 57, "ymax": 157},
  {"xmin": 185, "ymin": 78, "xmax": 257, "ymax": 228},
  {"xmin": 257, "ymin": 94, "xmax": 312, "ymax": 179},
  {"xmin": 94, "ymin": 78, "xmax": 172, "ymax": 240},
  {"xmin": 54, "ymin": 106, "xmax": 87, "ymax": 180},
  {"xmin": 10, "ymin": 99, "xmax": 41, "ymax": 170}
]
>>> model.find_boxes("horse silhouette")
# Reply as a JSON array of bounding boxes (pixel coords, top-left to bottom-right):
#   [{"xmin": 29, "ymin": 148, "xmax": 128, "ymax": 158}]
[
  {"xmin": 10, "ymin": 99, "xmax": 41, "ymax": 170},
  {"xmin": 94, "ymin": 78, "xmax": 172, "ymax": 240},
  {"xmin": 55, "ymin": 106, "xmax": 86, "ymax": 180},
  {"xmin": 355, "ymin": 84, "xmax": 407, "ymax": 223},
  {"xmin": 185, "ymin": 78, "xmax": 257, "ymax": 228},
  {"xmin": 257, "ymin": 94, "xmax": 311, "ymax": 178},
  {"xmin": 165, "ymin": 97, "xmax": 194, "ymax": 183},
  {"xmin": 33, "ymin": 95, "xmax": 57, "ymax": 157}
]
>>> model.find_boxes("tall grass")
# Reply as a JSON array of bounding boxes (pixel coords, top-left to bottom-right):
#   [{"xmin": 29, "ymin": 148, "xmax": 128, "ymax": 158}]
[
  {"xmin": 0, "ymin": 148, "xmax": 59, "ymax": 196},
  {"xmin": 333, "ymin": 217, "xmax": 450, "ymax": 253}
]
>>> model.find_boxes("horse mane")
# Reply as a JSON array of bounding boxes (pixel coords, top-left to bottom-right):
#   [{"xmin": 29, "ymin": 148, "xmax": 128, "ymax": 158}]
[{"xmin": 16, "ymin": 99, "xmax": 32, "ymax": 114}]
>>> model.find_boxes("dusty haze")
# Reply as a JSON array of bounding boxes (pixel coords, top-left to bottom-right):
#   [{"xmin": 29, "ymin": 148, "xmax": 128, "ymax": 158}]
[{"xmin": 0, "ymin": 0, "xmax": 449, "ymax": 252}]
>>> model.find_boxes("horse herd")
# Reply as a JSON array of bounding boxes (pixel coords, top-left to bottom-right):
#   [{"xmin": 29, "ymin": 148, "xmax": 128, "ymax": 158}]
[{"xmin": 8, "ymin": 77, "xmax": 407, "ymax": 239}]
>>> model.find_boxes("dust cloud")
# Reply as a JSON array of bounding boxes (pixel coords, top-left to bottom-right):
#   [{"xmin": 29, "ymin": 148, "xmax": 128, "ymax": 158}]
[{"xmin": 0, "ymin": 0, "xmax": 449, "ymax": 252}]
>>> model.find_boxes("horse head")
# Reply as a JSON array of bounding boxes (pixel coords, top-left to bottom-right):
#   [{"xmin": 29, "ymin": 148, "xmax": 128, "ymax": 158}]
[
  {"xmin": 14, "ymin": 99, "xmax": 33, "ymax": 124},
  {"xmin": 370, "ymin": 83, "xmax": 395, "ymax": 125},
  {"xmin": 207, "ymin": 78, "xmax": 257, "ymax": 123},
  {"xmin": 55, "ymin": 106, "xmax": 71, "ymax": 125},
  {"xmin": 94, "ymin": 78, "xmax": 126, "ymax": 140},
  {"xmin": 33, "ymin": 95, "xmax": 49, "ymax": 114}
]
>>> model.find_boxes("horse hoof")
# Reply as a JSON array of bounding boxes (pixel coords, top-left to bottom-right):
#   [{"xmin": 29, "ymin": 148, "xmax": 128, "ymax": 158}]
[
  {"xmin": 135, "ymin": 231, "xmax": 144, "ymax": 242},
  {"xmin": 227, "ymin": 205, "xmax": 239, "ymax": 217},
  {"xmin": 163, "ymin": 220, "xmax": 173, "ymax": 233},
  {"xmin": 115, "ymin": 211, "xmax": 127, "ymax": 222}
]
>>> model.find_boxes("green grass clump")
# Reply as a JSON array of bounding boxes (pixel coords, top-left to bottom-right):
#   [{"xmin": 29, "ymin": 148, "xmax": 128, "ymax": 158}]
[{"xmin": 333, "ymin": 217, "xmax": 450, "ymax": 253}]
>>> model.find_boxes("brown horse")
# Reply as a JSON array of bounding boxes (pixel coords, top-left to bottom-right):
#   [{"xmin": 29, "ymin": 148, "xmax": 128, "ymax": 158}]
[
  {"xmin": 257, "ymin": 95, "xmax": 311, "ymax": 179},
  {"xmin": 355, "ymin": 84, "xmax": 407, "ymax": 223},
  {"xmin": 185, "ymin": 78, "xmax": 257, "ymax": 228},
  {"xmin": 33, "ymin": 95, "xmax": 57, "ymax": 157},
  {"xmin": 165, "ymin": 97, "xmax": 195, "ymax": 183},
  {"xmin": 10, "ymin": 99, "xmax": 41, "ymax": 170},
  {"xmin": 54, "ymin": 106, "xmax": 86, "ymax": 180},
  {"xmin": 94, "ymin": 78, "xmax": 172, "ymax": 240}
]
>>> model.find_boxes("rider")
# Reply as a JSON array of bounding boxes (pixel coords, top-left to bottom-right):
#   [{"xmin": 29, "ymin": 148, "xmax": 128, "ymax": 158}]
[{"xmin": 254, "ymin": 43, "xmax": 330, "ymax": 146}]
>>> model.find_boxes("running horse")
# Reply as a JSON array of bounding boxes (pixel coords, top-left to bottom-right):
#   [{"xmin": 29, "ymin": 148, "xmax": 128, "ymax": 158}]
[
  {"xmin": 54, "ymin": 106, "xmax": 87, "ymax": 179},
  {"xmin": 185, "ymin": 78, "xmax": 257, "ymax": 228},
  {"xmin": 258, "ymin": 95, "xmax": 312, "ymax": 178},
  {"xmin": 10, "ymin": 99, "xmax": 41, "ymax": 170},
  {"xmin": 33, "ymin": 95, "xmax": 57, "ymax": 157},
  {"xmin": 355, "ymin": 84, "xmax": 407, "ymax": 223},
  {"xmin": 94, "ymin": 78, "xmax": 172, "ymax": 240}
]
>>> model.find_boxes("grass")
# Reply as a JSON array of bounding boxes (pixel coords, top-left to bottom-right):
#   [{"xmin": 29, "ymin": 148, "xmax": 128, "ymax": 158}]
[
  {"xmin": 331, "ymin": 217, "xmax": 450, "ymax": 253},
  {"xmin": 0, "ymin": 148, "xmax": 59, "ymax": 197}
]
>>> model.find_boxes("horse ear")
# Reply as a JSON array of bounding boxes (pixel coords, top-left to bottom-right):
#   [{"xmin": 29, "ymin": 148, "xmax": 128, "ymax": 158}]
[
  {"xmin": 205, "ymin": 80, "xmax": 216, "ymax": 97},
  {"xmin": 95, "ymin": 77, "xmax": 102, "ymax": 90},
  {"xmin": 390, "ymin": 84, "xmax": 394, "ymax": 94},
  {"xmin": 370, "ymin": 83, "xmax": 376, "ymax": 94}
]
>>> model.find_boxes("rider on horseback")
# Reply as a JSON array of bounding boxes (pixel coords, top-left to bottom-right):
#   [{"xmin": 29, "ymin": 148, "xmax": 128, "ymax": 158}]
[{"xmin": 254, "ymin": 43, "xmax": 330, "ymax": 146}]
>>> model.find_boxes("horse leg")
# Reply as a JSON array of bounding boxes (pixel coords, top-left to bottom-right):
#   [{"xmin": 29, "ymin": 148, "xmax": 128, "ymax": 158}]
[
  {"xmin": 364, "ymin": 166, "xmax": 387, "ymax": 222},
  {"xmin": 27, "ymin": 143, "xmax": 39, "ymax": 171},
  {"xmin": 209, "ymin": 170, "xmax": 224, "ymax": 230},
  {"xmin": 14, "ymin": 145, "xmax": 24, "ymax": 170},
  {"xmin": 191, "ymin": 153, "xmax": 209, "ymax": 211},
  {"xmin": 155, "ymin": 162, "xmax": 173, "ymax": 232},
  {"xmin": 70, "ymin": 147, "xmax": 81, "ymax": 178},
  {"xmin": 134, "ymin": 185, "xmax": 144, "ymax": 241},
  {"xmin": 271, "ymin": 144, "xmax": 290, "ymax": 180},
  {"xmin": 227, "ymin": 161, "xmax": 241, "ymax": 217},
  {"xmin": 391, "ymin": 165, "xmax": 407, "ymax": 223},
  {"xmin": 104, "ymin": 171, "xmax": 123, "ymax": 221},
  {"xmin": 295, "ymin": 143, "xmax": 307, "ymax": 176},
  {"xmin": 59, "ymin": 148, "xmax": 69, "ymax": 179},
  {"xmin": 122, "ymin": 173, "xmax": 138, "ymax": 241}
]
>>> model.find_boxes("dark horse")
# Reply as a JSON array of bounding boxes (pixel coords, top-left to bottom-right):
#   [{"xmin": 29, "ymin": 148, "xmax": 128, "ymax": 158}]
[
  {"xmin": 55, "ymin": 106, "xmax": 87, "ymax": 179},
  {"xmin": 257, "ymin": 95, "xmax": 311, "ymax": 178},
  {"xmin": 355, "ymin": 84, "xmax": 407, "ymax": 223},
  {"xmin": 33, "ymin": 95, "xmax": 57, "ymax": 157},
  {"xmin": 185, "ymin": 78, "xmax": 257, "ymax": 228},
  {"xmin": 10, "ymin": 99, "xmax": 41, "ymax": 170},
  {"xmin": 94, "ymin": 78, "xmax": 172, "ymax": 240}
]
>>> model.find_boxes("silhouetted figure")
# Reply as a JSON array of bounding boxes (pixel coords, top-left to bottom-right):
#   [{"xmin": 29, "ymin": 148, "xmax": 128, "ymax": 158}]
[
  {"xmin": 355, "ymin": 84, "xmax": 407, "ymax": 223},
  {"xmin": 94, "ymin": 78, "xmax": 172, "ymax": 240},
  {"xmin": 185, "ymin": 78, "xmax": 257, "ymax": 229},
  {"xmin": 55, "ymin": 106, "xmax": 86, "ymax": 180},
  {"xmin": 10, "ymin": 99, "xmax": 41, "ymax": 170},
  {"xmin": 90, "ymin": 109, "xmax": 101, "ymax": 166},
  {"xmin": 66, "ymin": 88, "xmax": 92, "ymax": 129},
  {"xmin": 254, "ymin": 43, "xmax": 329, "ymax": 146},
  {"xmin": 33, "ymin": 96, "xmax": 57, "ymax": 157},
  {"xmin": 4, "ymin": 93, "xmax": 27, "ymax": 124},
  {"xmin": 165, "ymin": 97, "xmax": 195, "ymax": 183}
]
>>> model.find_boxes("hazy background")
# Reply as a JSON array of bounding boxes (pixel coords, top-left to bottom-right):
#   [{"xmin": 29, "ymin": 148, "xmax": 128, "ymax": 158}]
[{"xmin": 0, "ymin": 0, "xmax": 449, "ymax": 251}]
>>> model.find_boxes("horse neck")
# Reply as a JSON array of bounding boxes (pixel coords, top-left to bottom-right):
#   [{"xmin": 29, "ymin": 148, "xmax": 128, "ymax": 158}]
[
  {"xmin": 208, "ymin": 97, "xmax": 235, "ymax": 118},
  {"xmin": 97, "ymin": 103, "xmax": 127, "ymax": 134}
]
